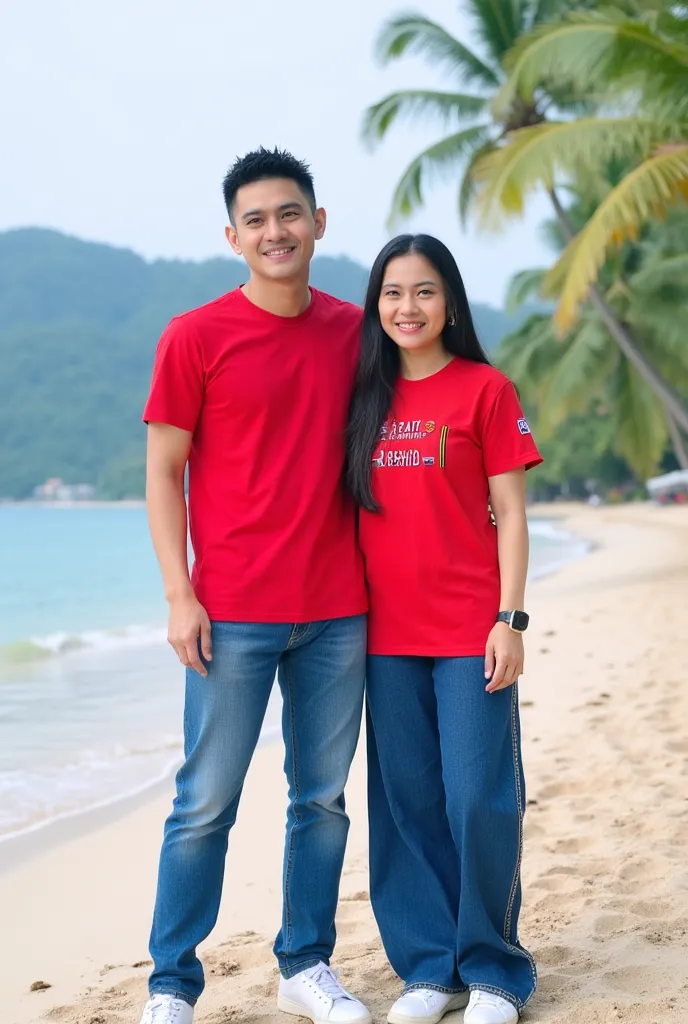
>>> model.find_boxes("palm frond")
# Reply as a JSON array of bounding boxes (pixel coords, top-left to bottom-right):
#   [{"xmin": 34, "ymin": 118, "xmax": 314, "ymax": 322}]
[
  {"xmin": 608, "ymin": 362, "xmax": 668, "ymax": 479},
  {"xmin": 497, "ymin": 314, "xmax": 565, "ymax": 421},
  {"xmin": 504, "ymin": 268, "xmax": 547, "ymax": 312},
  {"xmin": 458, "ymin": 138, "xmax": 498, "ymax": 224},
  {"xmin": 543, "ymin": 316, "xmax": 616, "ymax": 421},
  {"xmin": 362, "ymin": 90, "xmax": 488, "ymax": 143},
  {"xmin": 498, "ymin": 10, "xmax": 688, "ymax": 111},
  {"xmin": 546, "ymin": 143, "xmax": 688, "ymax": 330},
  {"xmin": 374, "ymin": 13, "xmax": 500, "ymax": 88},
  {"xmin": 628, "ymin": 252, "xmax": 688, "ymax": 290},
  {"xmin": 472, "ymin": 118, "xmax": 656, "ymax": 227},
  {"xmin": 386, "ymin": 127, "xmax": 493, "ymax": 225},
  {"xmin": 463, "ymin": 0, "xmax": 529, "ymax": 64}
]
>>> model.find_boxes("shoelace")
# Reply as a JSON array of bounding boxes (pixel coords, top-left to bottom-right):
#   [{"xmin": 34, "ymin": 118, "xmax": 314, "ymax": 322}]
[
  {"xmin": 309, "ymin": 965, "xmax": 353, "ymax": 1001},
  {"xmin": 146, "ymin": 996, "xmax": 186, "ymax": 1023},
  {"xmin": 470, "ymin": 991, "xmax": 512, "ymax": 1016},
  {"xmin": 408, "ymin": 989, "xmax": 437, "ymax": 1008}
]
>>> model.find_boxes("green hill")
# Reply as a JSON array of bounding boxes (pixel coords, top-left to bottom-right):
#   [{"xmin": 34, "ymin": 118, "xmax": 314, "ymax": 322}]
[{"xmin": 0, "ymin": 228, "xmax": 535, "ymax": 498}]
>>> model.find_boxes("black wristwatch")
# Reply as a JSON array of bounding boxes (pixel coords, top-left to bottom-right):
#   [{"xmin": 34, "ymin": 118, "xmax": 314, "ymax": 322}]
[{"xmin": 496, "ymin": 610, "xmax": 530, "ymax": 633}]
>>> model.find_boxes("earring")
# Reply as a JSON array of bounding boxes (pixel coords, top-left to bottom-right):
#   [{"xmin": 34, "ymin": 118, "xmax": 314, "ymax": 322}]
[{"xmin": 447, "ymin": 314, "xmax": 456, "ymax": 327}]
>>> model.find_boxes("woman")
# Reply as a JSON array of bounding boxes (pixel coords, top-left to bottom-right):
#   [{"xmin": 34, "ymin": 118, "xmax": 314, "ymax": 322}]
[{"xmin": 347, "ymin": 235, "xmax": 541, "ymax": 1024}]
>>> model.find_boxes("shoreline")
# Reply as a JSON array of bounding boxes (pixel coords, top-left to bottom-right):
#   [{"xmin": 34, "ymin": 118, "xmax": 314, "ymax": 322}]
[{"xmin": 0, "ymin": 513, "xmax": 589, "ymax": 852}]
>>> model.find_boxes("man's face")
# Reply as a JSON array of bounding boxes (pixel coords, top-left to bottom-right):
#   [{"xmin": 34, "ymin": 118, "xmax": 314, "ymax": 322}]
[{"xmin": 226, "ymin": 177, "xmax": 326, "ymax": 281}]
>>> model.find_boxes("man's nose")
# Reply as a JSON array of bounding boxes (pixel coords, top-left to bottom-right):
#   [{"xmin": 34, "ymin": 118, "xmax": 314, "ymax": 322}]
[{"xmin": 265, "ymin": 217, "xmax": 288, "ymax": 241}]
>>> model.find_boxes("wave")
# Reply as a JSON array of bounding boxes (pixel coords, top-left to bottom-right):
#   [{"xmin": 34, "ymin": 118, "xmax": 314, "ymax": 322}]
[
  {"xmin": 0, "ymin": 623, "xmax": 167, "ymax": 668},
  {"xmin": 528, "ymin": 517, "xmax": 592, "ymax": 580},
  {"xmin": 0, "ymin": 722, "xmax": 282, "ymax": 845}
]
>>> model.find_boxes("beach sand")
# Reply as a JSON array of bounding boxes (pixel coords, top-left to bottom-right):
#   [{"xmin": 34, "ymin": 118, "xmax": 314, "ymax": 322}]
[{"xmin": 3, "ymin": 503, "xmax": 687, "ymax": 1024}]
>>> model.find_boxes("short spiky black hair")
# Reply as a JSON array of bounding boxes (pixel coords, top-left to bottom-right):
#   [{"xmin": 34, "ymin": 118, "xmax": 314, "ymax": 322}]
[{"xmin": 222, "ymin": 147, "xmax": 317, "ymax": 224}]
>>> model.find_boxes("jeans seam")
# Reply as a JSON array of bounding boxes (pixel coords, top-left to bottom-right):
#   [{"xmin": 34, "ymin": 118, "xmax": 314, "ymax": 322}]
[
  {"xmin": 282, "ymin": 656, "xmax": 301, "ymax": 956},
  {"xmin": 279, "ymin": 955, "xmax": 324, "ymax": 978},
  {"xmin": 149, "ymin": 987, "xmax": 196, "ymax": 1007},
  {"xmin": 501, "ymin": 685, "xmax": 537, "ymax": 1008},
  {"xmin": 403, "ymin": 983, "xmax": 467, "ymax": 995}
]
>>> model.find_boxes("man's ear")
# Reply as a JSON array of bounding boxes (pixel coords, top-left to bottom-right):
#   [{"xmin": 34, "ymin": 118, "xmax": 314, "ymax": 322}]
[
  {"xmin": 225, "ymin": 224, "xmax": 242, "ymax": 255},
  {"xmin": 314, "ymin": 207, "xmax": 327, "ymax": 241}
]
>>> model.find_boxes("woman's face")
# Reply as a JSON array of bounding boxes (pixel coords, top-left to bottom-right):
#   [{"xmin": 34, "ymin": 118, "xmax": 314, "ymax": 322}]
[{"xmin": 377, "ymin": 253, "xmax": 448, "ymax": 353}]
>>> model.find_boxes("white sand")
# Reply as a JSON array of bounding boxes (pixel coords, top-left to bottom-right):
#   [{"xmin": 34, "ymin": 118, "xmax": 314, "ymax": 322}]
[{"xmin": 4, "ymin": 503, "xmax": 688, "ymax": 1024}]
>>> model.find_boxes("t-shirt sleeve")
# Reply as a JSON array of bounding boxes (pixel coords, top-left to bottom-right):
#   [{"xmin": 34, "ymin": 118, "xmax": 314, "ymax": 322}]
[
  {"xmin": 481, "ymin": 381, "xmax": 543, "ymax": 478},
  {"xmin": 142, "ymin": 318, "xmax": 204, "ymax": 432}
]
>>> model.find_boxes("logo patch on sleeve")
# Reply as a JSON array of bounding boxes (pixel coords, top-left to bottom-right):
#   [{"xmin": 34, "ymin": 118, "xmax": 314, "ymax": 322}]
[{"xmin": 517, "ymin": 417, "xmax": 531, "ymax": 435}]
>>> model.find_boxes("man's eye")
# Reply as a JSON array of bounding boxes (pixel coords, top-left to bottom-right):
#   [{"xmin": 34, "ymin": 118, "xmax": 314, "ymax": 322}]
[{"xmin": 247, "ymin": 218, "xmax": 261, "ymax": 226}]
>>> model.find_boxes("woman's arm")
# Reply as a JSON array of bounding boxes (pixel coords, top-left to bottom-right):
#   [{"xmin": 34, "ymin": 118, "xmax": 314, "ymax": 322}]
[{"xmin": 484, "ymin": 466, "xmax": 529, "ymax": 693}]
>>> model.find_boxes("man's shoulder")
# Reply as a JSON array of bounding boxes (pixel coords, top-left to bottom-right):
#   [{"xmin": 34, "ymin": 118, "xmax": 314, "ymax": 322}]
[
  {"xmin": 168, "ymin": 289, "xmax": 241, "ymax": 331},
  {"xmin": 312, "ymin": 289, "xmax": 363, "ymax": 325}
]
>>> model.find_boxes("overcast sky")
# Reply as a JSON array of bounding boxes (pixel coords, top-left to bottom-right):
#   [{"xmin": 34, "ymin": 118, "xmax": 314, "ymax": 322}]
[{"xmin": 0, "ymin": 0, "xmax": 554, "ymax": 306}]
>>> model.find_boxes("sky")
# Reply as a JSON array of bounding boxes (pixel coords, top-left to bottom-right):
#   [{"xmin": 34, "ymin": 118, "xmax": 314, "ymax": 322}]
[{"xmin": 0, "ymin": 0, "xmax": 554, "ymax": 307}]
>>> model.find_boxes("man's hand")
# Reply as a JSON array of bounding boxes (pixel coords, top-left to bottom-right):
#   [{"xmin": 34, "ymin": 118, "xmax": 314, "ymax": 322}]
[
  {"xmin": 168, "ymin": 594, "xmax": 212, "ymax": 677},
  {"xmin": 484, "ymin": 622, "xmax": 523, "ymax": 693}
]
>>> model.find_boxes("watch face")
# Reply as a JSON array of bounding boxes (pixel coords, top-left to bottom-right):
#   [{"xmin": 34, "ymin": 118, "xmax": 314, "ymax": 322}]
[{"xmin": 511, "ymin": 610, "xmax": 530, "ymax": 632}]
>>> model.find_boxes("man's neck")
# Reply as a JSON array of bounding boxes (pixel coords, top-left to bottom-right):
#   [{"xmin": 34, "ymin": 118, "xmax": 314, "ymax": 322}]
[{"xmin": 242, "ymin": 275, "xmax": 312, "ymax": 318}]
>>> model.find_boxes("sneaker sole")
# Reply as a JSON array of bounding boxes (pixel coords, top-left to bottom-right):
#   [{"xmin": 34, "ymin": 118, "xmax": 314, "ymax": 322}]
[
  {"xmin": 387, "ymin": 993, "xmax": 469, "ymax": 1024},
  {"xmin": 277, "ymin": 995, "xmax": 373, "ymax": 1024}
]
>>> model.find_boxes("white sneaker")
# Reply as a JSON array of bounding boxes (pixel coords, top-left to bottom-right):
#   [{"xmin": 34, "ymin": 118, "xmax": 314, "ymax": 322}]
[
  {"xmin": 140, "ymin": 995, "xmax": 194, "ymax": 1024},
  {"xmin": 464, "ymin": 991, "xmax": 518, "ymax": 1024},
  {"xmin": 387, "ymin": 987, "xmax": 469, "ymax": 1024},
  {"xmin": 278, "ymin": 962, "xmax": 372, "ymax": 1024}
]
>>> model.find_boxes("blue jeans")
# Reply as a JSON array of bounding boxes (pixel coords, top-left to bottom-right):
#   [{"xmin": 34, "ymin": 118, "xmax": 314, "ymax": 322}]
[
  {"xmin": 148, "ymin": 616, "xmax": 367, "ymax": 1006},
  {"xmin": 366, "ymin": 655, "xmax": 536, "ymax": 1012}
]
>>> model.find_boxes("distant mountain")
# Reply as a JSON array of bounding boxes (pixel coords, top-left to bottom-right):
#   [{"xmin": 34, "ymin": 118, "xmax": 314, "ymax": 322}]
[{"xmin": 0, "ymin": 228, "xmax": 537, "ymax": 498}]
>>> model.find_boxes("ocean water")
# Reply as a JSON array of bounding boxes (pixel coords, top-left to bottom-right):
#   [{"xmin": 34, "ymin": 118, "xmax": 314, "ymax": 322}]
[{"xmin": 0, "ymin": 505, "xmax": 587, "ymax": 842}]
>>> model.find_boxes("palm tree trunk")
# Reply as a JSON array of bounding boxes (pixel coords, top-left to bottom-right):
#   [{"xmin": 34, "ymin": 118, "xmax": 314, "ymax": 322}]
[
  {"xmin": 547, "ymin": 189, "xmax": 688, "ymax": 434},
  {"xmin": 664, "ymin": 407, "xmax": 688, "ymax": 469}
]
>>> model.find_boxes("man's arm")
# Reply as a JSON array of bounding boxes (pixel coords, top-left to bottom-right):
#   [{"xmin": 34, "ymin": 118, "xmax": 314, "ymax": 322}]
[{"xmin": 146, "ymin": 422, "xmax": 212, "ymax": 676}]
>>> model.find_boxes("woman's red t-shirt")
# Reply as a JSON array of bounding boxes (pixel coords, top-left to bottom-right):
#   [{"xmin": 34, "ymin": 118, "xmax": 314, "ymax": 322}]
[{"xmin": 359, "ymin": 358, "xmax": 542, "ymax": 656}]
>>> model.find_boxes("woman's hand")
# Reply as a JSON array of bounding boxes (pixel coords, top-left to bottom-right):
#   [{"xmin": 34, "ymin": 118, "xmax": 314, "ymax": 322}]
[{"xmin": 484, "ymin": 622, "xmax": 523, "ymax": 693}]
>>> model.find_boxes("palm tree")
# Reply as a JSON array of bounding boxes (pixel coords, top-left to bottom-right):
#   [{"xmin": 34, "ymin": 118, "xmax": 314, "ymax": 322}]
[
  {"xmin": 499, "ymin": 203, "xmax": 688, "ymax": 474},
  {"xmin": 362, "ymin": 0, "xmax": 594, "ymax": 225},
  {"xmin": 363, "ymin": 0, "xmax": 688, "ymax": 434},
  {"xmin": 477, "ymin": 6, "xmax": 688, "ymax": 329}
]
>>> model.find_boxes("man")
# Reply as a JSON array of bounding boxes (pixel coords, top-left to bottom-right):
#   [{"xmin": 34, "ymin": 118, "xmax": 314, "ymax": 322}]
[{"xmin": 140, "ymin": 148, "xmax": 370, "ymax": 1024}]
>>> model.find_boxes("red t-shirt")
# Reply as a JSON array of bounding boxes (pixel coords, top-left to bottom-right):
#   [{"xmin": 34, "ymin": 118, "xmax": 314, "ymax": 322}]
[
  {"xmin": 143, "ymin": 286, "xmax": 367, "ymax": 623},
  {"xmin": 359, "ymin": 358, "xmax": 542, "ymax": 656}
]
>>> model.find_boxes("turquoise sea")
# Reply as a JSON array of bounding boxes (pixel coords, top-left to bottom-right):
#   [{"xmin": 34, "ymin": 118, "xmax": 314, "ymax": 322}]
[{"xmin": 0, "ymin": 505, "xmax": 587, "ymax": 842}]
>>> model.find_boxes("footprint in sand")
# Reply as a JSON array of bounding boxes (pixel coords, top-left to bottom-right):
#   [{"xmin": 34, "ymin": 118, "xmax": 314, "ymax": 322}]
[
  {"xmin": 624, "ymin": 898, "xmax": 674, "ymax": 919},
  {"xmin": 532, "ymin": 944, "xmax": 578, "ymax": 968},
  {"xmin": 531, "ymin": 873, "xmax": 583, "ymax": 894},
  {"xmin": 537, "ymin": 780, "xmax": 589, "ymax": 801},
  {"xmin": 602, "ymin": 965, "xmax": 659, "ymax": 994},
  {"xmin": 616, "ymin": 858, "xmax": 663, "ymax": 884},
  {"xmin": 594, "ymin": 912, "xmax": 634, "ymax": 936}
]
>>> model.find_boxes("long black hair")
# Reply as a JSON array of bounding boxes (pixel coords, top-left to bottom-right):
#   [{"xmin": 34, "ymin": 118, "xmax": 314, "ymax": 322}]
[{"xmin": 346, "ymin": 233, "xmax": 491, "ymax": 512}]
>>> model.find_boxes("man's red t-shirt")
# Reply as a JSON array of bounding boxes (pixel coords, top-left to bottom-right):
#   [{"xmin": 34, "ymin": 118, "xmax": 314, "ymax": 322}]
[
  {"xmin": 143, "ymin": 286, "xmax": 367, "ymax": 623},
  {"xmin": 359, "ymin": 358, "xmax": 542, "ymax": 656}
]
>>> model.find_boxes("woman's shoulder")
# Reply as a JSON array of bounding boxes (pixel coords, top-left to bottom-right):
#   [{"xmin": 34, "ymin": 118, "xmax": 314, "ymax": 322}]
[{"xmin": 453, "ymin": 358, "xmax": 514, "ymax": 395}]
